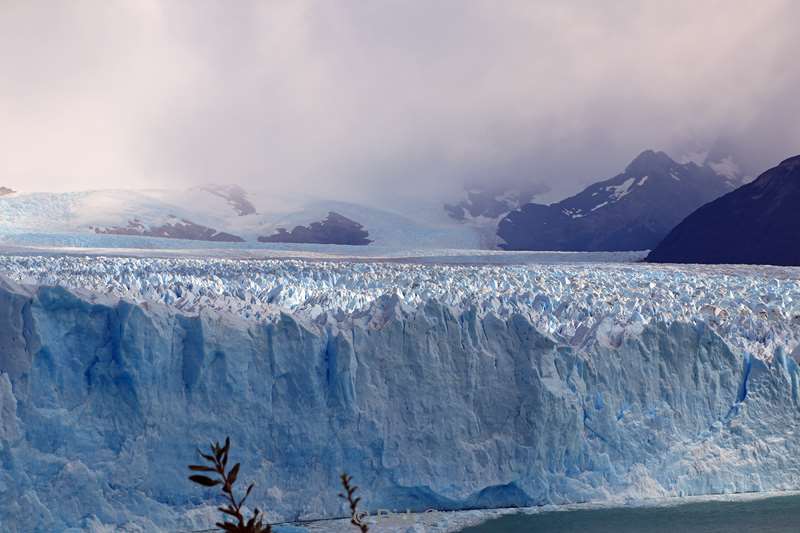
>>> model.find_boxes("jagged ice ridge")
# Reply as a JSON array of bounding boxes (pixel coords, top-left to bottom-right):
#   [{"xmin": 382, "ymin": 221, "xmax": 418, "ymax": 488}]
[{"xmin": 1, "ymin": 255, "xmax": 798, "ymax": 361}]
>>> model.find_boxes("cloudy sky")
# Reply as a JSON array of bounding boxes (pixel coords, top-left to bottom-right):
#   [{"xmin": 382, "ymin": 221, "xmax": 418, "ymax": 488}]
[{"xmin": 1, "ymin": 0, "xmax": 798, "ymax": 201}]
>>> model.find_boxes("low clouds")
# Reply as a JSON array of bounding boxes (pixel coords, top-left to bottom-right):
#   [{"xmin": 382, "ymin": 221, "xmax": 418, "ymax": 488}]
[{"xmin": 1, "ymin": 0, "xmax": 798, "ymax": 200}]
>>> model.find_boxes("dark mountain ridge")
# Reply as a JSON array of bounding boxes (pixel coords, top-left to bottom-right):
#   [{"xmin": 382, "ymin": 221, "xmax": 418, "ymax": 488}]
[{"xmin": 647, "ymin": 155, "xmax": 800, "ymax": 266}]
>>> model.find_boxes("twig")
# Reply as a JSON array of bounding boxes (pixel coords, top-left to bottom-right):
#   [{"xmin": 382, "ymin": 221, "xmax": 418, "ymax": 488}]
[{"xmin": 339, "ymin": 473, "xmax": 369, "ymax": 532}]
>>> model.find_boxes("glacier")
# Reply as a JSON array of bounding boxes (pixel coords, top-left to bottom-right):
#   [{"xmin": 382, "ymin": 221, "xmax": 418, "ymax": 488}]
[{"xmin": 0, "ymin": 254, "xmax": 799, "ymax": 532}]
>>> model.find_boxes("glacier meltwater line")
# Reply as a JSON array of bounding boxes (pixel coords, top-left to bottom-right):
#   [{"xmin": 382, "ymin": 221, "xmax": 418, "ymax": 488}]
[{"xmin": 0, "ymin": 258, "xmax": 799, "ymax": 531}]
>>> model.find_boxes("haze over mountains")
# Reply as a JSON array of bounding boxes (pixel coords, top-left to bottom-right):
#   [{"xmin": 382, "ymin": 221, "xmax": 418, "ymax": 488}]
[{"xmin": 0, "ymin": 147, "xmax": 756, "ymax": 252}]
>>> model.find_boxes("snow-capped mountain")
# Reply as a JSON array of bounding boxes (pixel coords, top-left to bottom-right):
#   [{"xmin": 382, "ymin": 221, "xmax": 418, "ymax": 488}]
[
  {"xmin": 0, "ymin": 148, "xmax": 750, "ymax": 253},
  {"xmin": 648, "ymin": 154, "xmax": 800, "ymax": 266},
  {"xmin": 498, "ymin": 150, "xmax": 736, "ymax": 251}
]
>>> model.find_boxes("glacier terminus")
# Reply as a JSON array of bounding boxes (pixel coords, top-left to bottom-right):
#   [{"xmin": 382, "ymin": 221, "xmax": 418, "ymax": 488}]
[{"xmin": 0, "ymin": 253, "xmax": 799, "ymax": 531}]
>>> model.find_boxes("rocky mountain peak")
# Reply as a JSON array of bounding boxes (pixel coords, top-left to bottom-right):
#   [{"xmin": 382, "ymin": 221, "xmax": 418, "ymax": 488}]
[{"xmin": 624, "ymin": 150, "xmax": 676, "ymax": 175}]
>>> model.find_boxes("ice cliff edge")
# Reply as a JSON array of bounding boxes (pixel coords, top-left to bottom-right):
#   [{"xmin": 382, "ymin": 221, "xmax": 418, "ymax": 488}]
[{"xmin": 1, "ymin": 276, "xmax": 800, "ymax": 531}]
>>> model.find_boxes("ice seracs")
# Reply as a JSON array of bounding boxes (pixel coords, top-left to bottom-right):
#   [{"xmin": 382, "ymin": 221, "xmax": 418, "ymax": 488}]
[{"xmin": 0, "ymin": 254, "xmax": 798, "ymax": 362}]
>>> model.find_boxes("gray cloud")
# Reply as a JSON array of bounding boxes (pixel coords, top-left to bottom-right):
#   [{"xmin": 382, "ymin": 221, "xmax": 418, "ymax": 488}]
[{"xmin": 1, "ymin": 0, "xmax": 798, "ymax": 201}]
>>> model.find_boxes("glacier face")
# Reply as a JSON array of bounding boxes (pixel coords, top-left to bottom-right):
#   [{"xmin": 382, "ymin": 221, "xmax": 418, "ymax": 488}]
[{"xmin": 0, "ymin": 256, "xmax": 799, "ymax": 531}]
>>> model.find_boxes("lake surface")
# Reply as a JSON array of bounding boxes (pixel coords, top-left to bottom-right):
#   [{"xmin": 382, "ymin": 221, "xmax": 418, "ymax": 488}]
[{"xmin": 459, "ymin": 494, "xmax": 800, "ymax": 533}]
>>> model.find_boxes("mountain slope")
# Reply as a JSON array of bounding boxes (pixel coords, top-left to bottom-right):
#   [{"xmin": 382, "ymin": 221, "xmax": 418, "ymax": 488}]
[
  {"xmin": 648, "ymin": 155, "xmax": 800, "ymax": 266},
  {"xmin": 94, "ymin": 216, "xmax": 244, "ymax": 242},
  {"xmin": 498, "ymin": 150, "xmax": 734, "ymax": 251},
  {"xmin": 258, "ymin": 211, "xmax": 372, "ymax": 245}
]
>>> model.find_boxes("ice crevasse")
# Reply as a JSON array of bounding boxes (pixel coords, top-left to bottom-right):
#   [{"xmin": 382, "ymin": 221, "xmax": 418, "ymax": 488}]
[{"xmin": 0, "ymin": 260, "xmax": 799, "ymax": 531}]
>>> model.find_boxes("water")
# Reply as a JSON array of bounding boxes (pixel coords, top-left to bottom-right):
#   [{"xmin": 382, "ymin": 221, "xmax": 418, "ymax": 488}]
[{"xmin": 459, "ymin": 494, "xmax": 800, "ymax": 533}]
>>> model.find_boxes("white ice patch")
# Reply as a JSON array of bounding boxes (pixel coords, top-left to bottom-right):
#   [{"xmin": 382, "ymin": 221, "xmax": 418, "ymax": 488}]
[
  {"xmin": 562, "ymin": 208, "xmax": 586, "ymax": 219},
  {"xmin": 603, "ymin": 177, "xmax": 636, "ymax": 203}
]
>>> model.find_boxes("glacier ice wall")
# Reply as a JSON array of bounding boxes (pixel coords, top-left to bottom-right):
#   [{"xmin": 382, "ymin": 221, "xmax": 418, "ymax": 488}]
[{"xmin": 0, "ymin": 259, "xmax": 799, "ymax": 531}]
